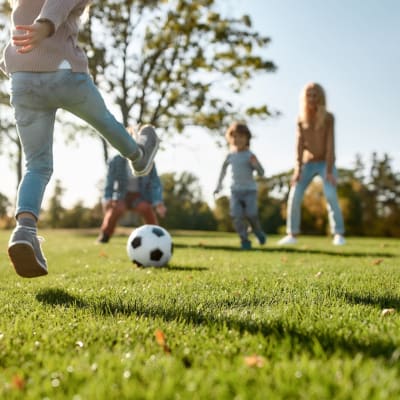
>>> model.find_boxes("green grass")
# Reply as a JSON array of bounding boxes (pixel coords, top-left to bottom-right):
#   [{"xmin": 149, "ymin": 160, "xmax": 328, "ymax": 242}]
[{"xmin": 1, "ymin": 229, "xmax": 400, "ymax": 399}]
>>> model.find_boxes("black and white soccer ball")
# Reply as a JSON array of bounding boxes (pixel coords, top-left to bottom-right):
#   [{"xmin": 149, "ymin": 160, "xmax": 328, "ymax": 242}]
[{"xmin": 126, "ymin": 224, "xmax": 173, "ymax": 267}]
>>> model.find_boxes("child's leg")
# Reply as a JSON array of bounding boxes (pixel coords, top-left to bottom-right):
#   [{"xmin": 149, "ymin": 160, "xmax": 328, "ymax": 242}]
[
  {"xmin": 8, "ymin": 72, "xmax": 56, "ymax": 277},
  {"xmin": 10, "ymin": 73, "xmax": 57, "ymax": 219},
  {"xmin": 242, "ymin": 191, "xmax": 266, "ymax": 244},
  {"xmin": 286, "ymin": 163, "xmax": 316, "ymax": 235},
  {"xmin": 134, "ymin": 201, "xmax": 159, "ymax": 225},
  {"xmin": 230, "ymin": 191, "xmax": 250, "ymax": 247},
  {"xmin": 64, "ymin": 74, "xmax": 139, "ymax": 157},
  {"xmin": 59, "ymin": 72, "xmax": 159, "ymax": 175},
  {"xmin": 99, "ymin": 200, "xmax": 127, "ymax": 241},
  {"xmin": 321, "ymin": 167, "xmax": 345, "ymax": 235}
]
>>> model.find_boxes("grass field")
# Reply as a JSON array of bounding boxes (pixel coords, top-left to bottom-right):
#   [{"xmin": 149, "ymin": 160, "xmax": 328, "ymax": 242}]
[{"xmin": 0, "ymin": 229, "xmax": 400, "ymax": 399}]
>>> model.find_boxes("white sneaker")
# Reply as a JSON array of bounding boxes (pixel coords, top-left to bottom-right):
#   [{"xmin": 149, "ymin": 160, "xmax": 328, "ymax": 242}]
[
  {"xmin": 278, "ymin": 235, "xmax": 297, "ymax": 245},
  {"xmin": 333, "ymin": 234, "xmax": 346, "ymax": 246}
]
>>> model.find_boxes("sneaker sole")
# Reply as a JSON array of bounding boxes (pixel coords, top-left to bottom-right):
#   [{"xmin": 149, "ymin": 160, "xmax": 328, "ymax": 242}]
[
  {"xmin": 277, "ymin": 241, "xmax": 297, "ymax": 245},
  {"xmin": 8, "ymin": 242, "xmax": 48, "ymax": 278},
  {"xmin": 133, "ymin": 135, "xmax": 161, "ymax": 177}
]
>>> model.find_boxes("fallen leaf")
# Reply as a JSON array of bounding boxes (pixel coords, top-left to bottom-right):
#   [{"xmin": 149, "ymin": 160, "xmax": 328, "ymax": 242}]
[
  {"xmin": 315, "ymin": 271, "xmax": 323, "ymax": 278},
  {"xmin": 11, "ymin": 375, "xmax": 25, "ymax": 390},
  {"xmin": 155, "ymin": 329, "xmax": 166, "ymax": 346},
  {"xmin": 244, "ymin": 354, "xmax": 265, "ymax": 368},
  {"xmin": 381, "ymin": 308, "xmax": 396, "ymax": 317},
  {"xmin": 155, "ymin": 329, "xmax": 171, "ymax": 354},
  {"xmin": 372, "ymin": 259, "xmax": 383, "ymax": 265}
]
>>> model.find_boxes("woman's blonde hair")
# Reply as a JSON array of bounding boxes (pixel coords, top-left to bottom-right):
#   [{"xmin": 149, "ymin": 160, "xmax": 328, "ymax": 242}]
[
  {"xmin": 225, "ymin": 121, "xmax": 252, "ymax": 148},
  {"xmin": 299, "ymin": 82, "xmax": 327, "ymax": 129}
]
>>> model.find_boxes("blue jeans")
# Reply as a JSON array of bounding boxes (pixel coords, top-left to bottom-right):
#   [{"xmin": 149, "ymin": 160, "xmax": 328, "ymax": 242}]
[
  {"xmin": 286, "ymin": 161, "xmax": 345, "ymax": 235},
  {"xmin": 10, "ymin": 70, "xmax": 139, "ymax": 219},
  {"xmin": 230, "ymin": 190, "xmax": 263, "ymax": 241}
]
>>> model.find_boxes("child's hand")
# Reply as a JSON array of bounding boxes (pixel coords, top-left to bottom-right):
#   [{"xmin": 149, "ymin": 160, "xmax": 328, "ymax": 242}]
[
  {"xmin": 13, "ymin": 22, "xmax": 53, "ymax": 54},
  {"xmin": 290, "ymin": 172, "xmax": 301, "ymax": 186},
  {"xmin": 326, "ymin": 173, "xmax": 337, "ymax": 186}
]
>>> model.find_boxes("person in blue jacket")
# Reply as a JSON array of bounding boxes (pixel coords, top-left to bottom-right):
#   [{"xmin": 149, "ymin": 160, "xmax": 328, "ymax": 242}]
[{"xmin": 97, "ymin": 155, "xmax": 167, "ymax": 243}]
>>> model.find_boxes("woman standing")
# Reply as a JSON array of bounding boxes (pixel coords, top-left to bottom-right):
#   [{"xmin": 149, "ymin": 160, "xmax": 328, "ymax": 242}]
[{"xmin": 278, "ymin": 83, "xmax": 345, "ymax": 246}]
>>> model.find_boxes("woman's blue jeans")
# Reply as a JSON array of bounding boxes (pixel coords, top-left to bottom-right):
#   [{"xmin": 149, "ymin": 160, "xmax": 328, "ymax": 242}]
[
  {"xmin": 10, "ymin": 70, "xmax": 139, "ymax": 219},
  {"xmin": 286, "ymin": 161, "xmax": 345, "ymax": 235}
]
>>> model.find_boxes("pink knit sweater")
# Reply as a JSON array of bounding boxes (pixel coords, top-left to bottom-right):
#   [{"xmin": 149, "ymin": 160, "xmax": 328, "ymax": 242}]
[{"xmin": 1, "ymin": 0, "xmax": 90, "ymax": 75}]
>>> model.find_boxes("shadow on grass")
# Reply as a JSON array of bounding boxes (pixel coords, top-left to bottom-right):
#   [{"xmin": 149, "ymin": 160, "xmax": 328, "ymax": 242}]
[
  {"xmin": 36, "ymin": 288, "xmax": 88, "ymax": 308},
  {"xmin": 36, "ymin": 287, "xmax": 399, "ymax": 361},
  {"xmin": 173, "ymin": 242, "xmax": 396, "ymax": 258},
  {"xmin": 165, "ymin": 265, "xmax": 209, "ymax": 272},
  {"xmin": 344, "ymin": 291, "xmax": 400, "ymax": 309}
]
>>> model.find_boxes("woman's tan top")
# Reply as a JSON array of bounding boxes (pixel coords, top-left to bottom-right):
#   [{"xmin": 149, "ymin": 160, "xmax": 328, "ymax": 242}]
[{"xmin": 295, "ymin": 112, "xmax": 335, "ymax": 174}]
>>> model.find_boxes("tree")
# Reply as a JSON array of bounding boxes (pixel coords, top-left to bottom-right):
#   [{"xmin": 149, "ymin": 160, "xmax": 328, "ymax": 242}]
[
  {"xmin": 161, "ymin": 171, "xmax": 216, "ymax": 230},
  {"xmin": 213, "ymin": 195, "xmax": 233, "ymax": 232},
  {"xmin": 41, "ymin": 180, "xmax": 66, "ymax": 228},
  {"xmin": 0, "ymin": 1, "xmax": 23, "ymax": 194},
  {"xmin": 59, "ymin": 201, "xmax": 103, "ymax": 229},
  {"xmin": 257, "ymin": 178, "xmax": 285, "ymax": 234},
  {"xmin": 363, "ymin": 152, "xmax": 400, "ymax": 236},
  {"xmin": 0, "ymin": 0, "xmax": 276, "ymax": 195},
  {"xmin": 83, "ymin": 0, "xmax": 276, "ymax": 161}
]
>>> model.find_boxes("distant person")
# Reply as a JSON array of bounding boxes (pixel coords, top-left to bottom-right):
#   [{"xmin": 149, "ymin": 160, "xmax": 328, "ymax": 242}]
[
  {"xmin": 278, "ymin": 82, "xmax": 345, "ymax": 246},
  {"xmin": 2, "ymin": 1, "xmax": 160, "ymax": 278},
  {"xmin": 97, "ymin": 152, "xmax": 167, "ymax": 244},
  {"xmin": 214, "ymin": 122, "xmax": 266, "ymax": 250}
]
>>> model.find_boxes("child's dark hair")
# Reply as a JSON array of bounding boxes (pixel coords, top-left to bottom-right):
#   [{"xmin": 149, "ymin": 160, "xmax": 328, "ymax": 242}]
[{"xmin": 225, "ymin": 121, "xmax": 252, "ymax": 147}]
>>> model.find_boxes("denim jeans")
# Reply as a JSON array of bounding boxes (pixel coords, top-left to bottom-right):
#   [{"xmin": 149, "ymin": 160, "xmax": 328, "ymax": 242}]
[
  {"xmin": 286, "ymin": 161, "xmax": 345, "ymax": 235},
  {"xmin": 230, "ymin": 190, "xmax": 263, "ymax": 241},
  {"xmin": 10, "ymin": 70, "xmax": 139, "ymax": 219}
]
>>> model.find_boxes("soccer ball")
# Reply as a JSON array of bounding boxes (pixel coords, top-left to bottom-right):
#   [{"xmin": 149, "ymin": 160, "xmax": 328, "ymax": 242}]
[{"xmin": 126, "ymin": 224, "xmax": 173, "ymax": 267}]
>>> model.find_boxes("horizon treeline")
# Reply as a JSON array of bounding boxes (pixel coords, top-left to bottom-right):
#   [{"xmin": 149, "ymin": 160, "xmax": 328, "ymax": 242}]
[{"xmin": 1, "ymin": 152, "xmax": 399, "ymax": 238}]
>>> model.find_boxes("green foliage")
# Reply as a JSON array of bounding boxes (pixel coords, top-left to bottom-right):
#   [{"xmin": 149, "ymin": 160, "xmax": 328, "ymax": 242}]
[
  {"xmin": 43, "ymin": 180, "xmax": 65, "ymax": 228},
  {"xmin": 1, "ymin": 231, "xmax": 400, "ymax": 399},
  {"xmin": 83, "ymin": 0, "xmax": 276, "ymax": 142},
  {"xmin": 0, "ymin": 192, "xmax": 11, "ymax": 217},
  {"xmin": 257, "ymin": 178, "xmax": 285, "ymax": 234},
  {"xmin": 0, "ymin": 1, "xmax": 24, "ymax": 192},
  {"xmin": 161, "ymin": 171, "xmax": 216, "ymax": 230},
  {"xmin": 213, "ymin": 195, "xmax": 234, "ymax": 232},
  {"xmin": 40, "ymin": 181, "xmax": 103, "ymax": 229}
]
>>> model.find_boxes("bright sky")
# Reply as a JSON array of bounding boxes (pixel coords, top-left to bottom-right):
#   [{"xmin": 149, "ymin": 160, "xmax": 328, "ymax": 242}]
[{"xmin": 2, "ymin": 0, "xmax": 400, "ymax": 210}]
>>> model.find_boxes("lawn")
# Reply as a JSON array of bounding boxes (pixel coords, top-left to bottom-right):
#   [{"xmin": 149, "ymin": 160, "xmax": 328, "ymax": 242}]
[{"xmin": 0, "ymin": 229, "xmax": 400, "ymax": 399}]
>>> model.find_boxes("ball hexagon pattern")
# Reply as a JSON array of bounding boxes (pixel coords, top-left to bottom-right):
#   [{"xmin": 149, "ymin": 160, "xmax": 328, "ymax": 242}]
[{"xmin": 126, "ymin": 224, "xmax": 173, "ymax": 267}]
